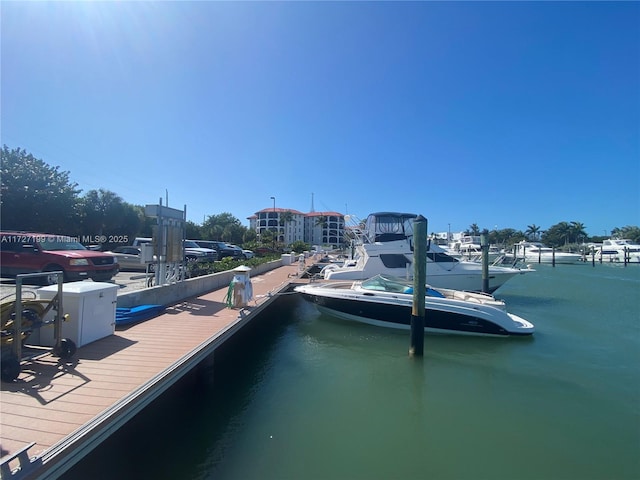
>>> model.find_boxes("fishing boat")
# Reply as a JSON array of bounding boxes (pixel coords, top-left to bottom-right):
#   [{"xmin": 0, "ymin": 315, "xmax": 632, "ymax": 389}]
[
  {"xmin": 295, "ymin": 274, "xmax": 534, "ymax": 337},
  {"xmin": 322, "ymin": 212, "xmax": 532, "ymax": 293}
]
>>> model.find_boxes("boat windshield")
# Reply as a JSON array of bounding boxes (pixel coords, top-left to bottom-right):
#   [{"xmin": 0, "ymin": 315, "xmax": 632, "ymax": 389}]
[
  {"xmin": 361, "ymin": 275, "xmax": 413, "ymax": 293},
  {"xmin": 361, "ymin": 275, "xmax": 445, "ymax": 297}
]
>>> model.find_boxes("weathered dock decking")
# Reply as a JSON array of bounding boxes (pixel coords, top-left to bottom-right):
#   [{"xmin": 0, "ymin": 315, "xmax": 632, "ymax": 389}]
[{"xmin": 1, "ymin": 261, "xmax": 307, "ymax": 479}]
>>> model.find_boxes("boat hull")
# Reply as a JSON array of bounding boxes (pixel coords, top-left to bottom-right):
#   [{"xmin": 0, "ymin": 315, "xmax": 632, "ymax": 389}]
[
  {"xmin": 324, "ymin": 267, "xmax": 521, "ymax": 294},
  {"xmin": 521, "ymin": 253, "xmax": 581, "ymax": 264},
  {"xmin": 299, "ymin": 290, "xmax": 533, "ymax": 337}
]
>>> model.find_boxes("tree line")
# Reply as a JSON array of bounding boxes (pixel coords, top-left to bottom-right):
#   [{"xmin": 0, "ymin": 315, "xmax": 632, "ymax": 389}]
[
  {"xmin": 0, "ymin": 146, "xmax": 254, "ymax": 249},
  {"xmin": 461, "ymin": 221, "xmax": 640, "ymax": 249},
  {"xmin": 2, "ymin": 145, "xmax": 638, "ymax": 250}
]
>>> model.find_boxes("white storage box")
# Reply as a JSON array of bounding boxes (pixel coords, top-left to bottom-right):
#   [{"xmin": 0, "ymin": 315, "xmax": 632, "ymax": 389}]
[{"xmin": 37, "ymin": 281, "xmax": 118, "ymax": 348}]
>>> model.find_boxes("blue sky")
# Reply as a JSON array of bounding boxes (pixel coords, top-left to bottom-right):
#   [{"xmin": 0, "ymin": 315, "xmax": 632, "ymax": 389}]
[{"xmin": 2, "ymin": 1, "xmax": 638, "ymax": 237}]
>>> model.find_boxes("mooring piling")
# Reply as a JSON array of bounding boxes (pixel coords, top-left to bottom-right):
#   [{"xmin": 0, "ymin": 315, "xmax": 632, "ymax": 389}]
[{"xmin": 409, "ymin": 215, "xmax": 427, "ymax": 357}]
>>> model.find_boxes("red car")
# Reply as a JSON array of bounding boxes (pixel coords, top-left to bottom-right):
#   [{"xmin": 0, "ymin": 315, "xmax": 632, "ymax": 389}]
[{"xmin": 0, "ymin": 232, "xmax": 119, "ymax": 285}]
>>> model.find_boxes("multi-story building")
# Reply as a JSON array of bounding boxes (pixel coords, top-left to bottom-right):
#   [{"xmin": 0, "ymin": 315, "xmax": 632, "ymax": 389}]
[{"xmin": 248, "ymin": 209, "xmax": 345, "ymax": 249}]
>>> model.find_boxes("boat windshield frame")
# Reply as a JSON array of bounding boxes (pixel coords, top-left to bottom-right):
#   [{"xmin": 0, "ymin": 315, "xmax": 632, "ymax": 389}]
[{"xmin": 361, "ymin": 274, "xmax": 413, "ymax": 293}]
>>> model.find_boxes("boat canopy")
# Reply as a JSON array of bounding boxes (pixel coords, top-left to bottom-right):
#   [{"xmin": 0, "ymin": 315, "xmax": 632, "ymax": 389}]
[{"xmin": 364, "ymin": 212, "xmax": 418, "ymax": 243}]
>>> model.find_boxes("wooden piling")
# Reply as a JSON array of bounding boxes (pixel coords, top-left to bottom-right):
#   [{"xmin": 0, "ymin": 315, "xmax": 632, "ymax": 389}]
[
  {"xmin": 481, "ymin": 234, "xmax": 489, "ymax": 293},
  {"xmin": 409, "ymin": 215, "xmax": 427, "ymax": 357}
]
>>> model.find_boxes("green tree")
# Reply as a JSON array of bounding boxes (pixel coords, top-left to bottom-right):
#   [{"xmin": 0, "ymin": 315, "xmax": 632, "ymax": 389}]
[
  {"xmin": 525, "ymin": 224, "xmax": 541, "ymax": 241},
  {"xmin": 542, "ymin": 222, "xmax": 571, "ymax": 247},
  {"xmin": 201, "ymin": 212, "xmax": 247, "ymax": 244},
  {"xmin": 289, "ymin": 240, "xmax": 310, "ymax": 253},
  {"xmin": 569, "ymin": 221, "xmax": 587, "ymax": 244},
  {"xmin": 611, "ymin": 226, "xmax": 640, "ymax": 243},
  {"xmin": 0, "ymin": 145, "xmax": 81, "ymax": 233},
  {"xmin": 467, "ymin": 223, "xmax": 480, "ymax": 236},
  {"xmin": 185, "ymin": 220, "xmax": 202, "ymax": 239},
  {"xmin": 315, "ymin": 215, "xmax": 328, "ymax": 229},
  {"xmin": 79, "ymin": 189, "xmax": 142, "ymax": 244},
  {"xmin": 242, "ymin": 228, "xmax": 257, "ymax": 245}
]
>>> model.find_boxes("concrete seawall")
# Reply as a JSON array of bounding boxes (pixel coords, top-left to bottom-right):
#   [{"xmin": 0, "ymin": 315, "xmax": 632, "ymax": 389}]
[{"xmin": 116, "ymin": 259, "xmax": 284, "ymax": 308}]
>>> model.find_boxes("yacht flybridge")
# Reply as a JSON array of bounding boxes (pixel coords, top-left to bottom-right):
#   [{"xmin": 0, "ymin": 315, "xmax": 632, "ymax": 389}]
[{"xmin": 323, "ymin": 212, "xmax": 532, "ymax": 293}]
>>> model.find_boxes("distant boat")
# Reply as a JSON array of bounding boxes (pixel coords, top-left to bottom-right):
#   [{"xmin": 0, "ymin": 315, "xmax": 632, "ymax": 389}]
[
  {"xmin": 447, "ymin": 235, "xmax": 502, "ymax": 262},
  {"xmin": 510, "ymin": 241, "xmax": 581, "ymax": 264},
  {"xmin": 295, "ymin": 274, "xmax": 534, "ymax": 337},
  {"xmin": 322, "ymin": 212, "xmax": 532, "ymax": 293},
  {"xmin": 594, "ymin": 238, "xmax": 640, "ymax": 263}
]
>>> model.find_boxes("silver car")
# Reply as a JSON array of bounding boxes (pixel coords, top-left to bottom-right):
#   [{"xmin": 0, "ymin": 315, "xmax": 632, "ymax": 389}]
[{"xmin": 105, "ymin": 246, "xmax": 147, "ymax": 271}]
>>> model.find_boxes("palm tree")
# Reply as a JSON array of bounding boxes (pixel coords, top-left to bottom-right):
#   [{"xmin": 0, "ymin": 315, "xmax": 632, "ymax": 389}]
[
  {"xmin": 315, "ymin": 215, "xmax": 328, "ymax": 229},
  {"xmin": 468, "ymin": 223, "xmax": 480, "ymax": 236},
  {"xmin": 569, "ymin": 221, "xmax": 587, "ymax": 244},
  {"xmin": 280, "ymin": 210, "xmax": 294, "ymax": 243},
  {"xmin": 525, "ymin": 224, "xmax": 541, "ymax": 241}
]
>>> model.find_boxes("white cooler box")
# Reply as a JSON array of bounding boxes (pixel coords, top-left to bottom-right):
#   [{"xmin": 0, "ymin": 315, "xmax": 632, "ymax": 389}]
[{"xmin": 37, "ymin": 281, "xmax": 118, "ymax": 348}]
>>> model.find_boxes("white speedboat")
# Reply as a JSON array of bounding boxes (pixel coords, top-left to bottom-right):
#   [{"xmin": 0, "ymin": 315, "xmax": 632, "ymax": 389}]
[
  {"xmin": 322, "ymin": 212, "xmax": 532, "ymax": 293},
  {"xmin": 295, "ymin": 274, "xmax": 534, "ymax": 337},
  {"xmin": 510, "ymin": 241, "xmax": 581, "ymax": 264},
  {"xmin": 594, "ymin": 238, "xmax": 640, "ymax": 263}
]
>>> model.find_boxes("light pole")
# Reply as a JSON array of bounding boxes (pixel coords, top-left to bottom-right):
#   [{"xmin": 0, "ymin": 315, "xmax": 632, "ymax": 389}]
[{"xmin": 270, "ymin": 196, "xmax": 276, "ymax": 249}]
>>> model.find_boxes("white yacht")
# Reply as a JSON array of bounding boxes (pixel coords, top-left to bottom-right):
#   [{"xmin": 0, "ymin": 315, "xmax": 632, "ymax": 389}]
[
  {"xmin": 448, "ymin": 235, "xmax": 502, "ymax": 262},
  {"xmin": 594, "ymin": 239, "xmax": 640, "ymax": 263},
  {"xmin": 322, "ymin": 212, "xmax": 532, "ymax": 293},
  {"xmin": 510, "ymin": 241, "xmax": 582, "ymax": 264}
]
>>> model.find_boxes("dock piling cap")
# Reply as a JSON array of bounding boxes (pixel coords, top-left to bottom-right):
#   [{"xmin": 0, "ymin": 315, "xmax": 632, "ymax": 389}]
[{"xmin": 233, "ymin": 265, "xmax": 252, "ymax": 273}]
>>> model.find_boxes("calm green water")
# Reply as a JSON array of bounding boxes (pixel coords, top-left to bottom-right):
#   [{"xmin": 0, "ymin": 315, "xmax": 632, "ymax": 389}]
[{"xmin": 64, "ymin": 263, "xmax": 640, "ymax": 480}]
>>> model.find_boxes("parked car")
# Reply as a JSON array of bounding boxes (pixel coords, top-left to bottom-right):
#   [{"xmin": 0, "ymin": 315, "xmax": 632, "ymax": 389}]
[
  {"xmin": 242, "ymin": 249, "xmax": 255, "ymax": 259},
  {"xmin": 132, "ymin": 237, "xmax": 217, "ymax": 262},
  {"xmin": 183, "ymin": 240, "xmax": 218, "ymax": 262},
  {"xmin": 226, "ymin": 244, "xmax": 244, "ymax": 258},
  {"xmin": 194, "ymin": 240, "xmax": 243, "ymax": 259},
  {"xmin": 104, "ymin": 246, "xmax": 147, "ymax": 271},
  {"xmin": 0, "ymin": 231, "xmax": 119, "ymax": 285}
]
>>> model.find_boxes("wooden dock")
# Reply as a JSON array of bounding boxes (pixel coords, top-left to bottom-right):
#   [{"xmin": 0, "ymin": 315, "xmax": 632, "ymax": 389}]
[{"xmin": 1, "ymin": 261, "xmax": 307, "ymax": 479}]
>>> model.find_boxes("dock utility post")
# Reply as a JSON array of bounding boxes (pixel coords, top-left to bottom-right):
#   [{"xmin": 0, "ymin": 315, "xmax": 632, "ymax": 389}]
[{"xmin": 409, "ymin": 215, "xmax": 427, "ymax": 357}]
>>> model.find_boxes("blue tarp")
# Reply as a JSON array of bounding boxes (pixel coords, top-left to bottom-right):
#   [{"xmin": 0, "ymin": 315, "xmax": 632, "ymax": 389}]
[{"xmin": 115, "ymin": 305, "xmax": 165, "ymax": 326}]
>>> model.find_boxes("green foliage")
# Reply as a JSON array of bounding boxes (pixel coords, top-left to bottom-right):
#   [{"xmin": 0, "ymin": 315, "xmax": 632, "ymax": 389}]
[
  {"xmin": 611, "ymin": 226, "xmax": 640, "ymax": 243},
  {"xmin": 79, "ymin": 189, "xmax": 143, "ymax": 247},
  {"xmin": 541, "ymin": 221, "xmax": 588, "ymax": 247},
  {"xmin": 1, "ymin": 145, "xmax": 81, "ymax": 233},
  {"xmin": 185, "ymin": 256, "xmax": 270, "ymax": 277},
  {"xmin": 201, "ymin": 213, "xmax": 245, "ymax": 244},
  {"xmin": 289, "ymin": 240, "xmax": 310, "ymax": 253}
]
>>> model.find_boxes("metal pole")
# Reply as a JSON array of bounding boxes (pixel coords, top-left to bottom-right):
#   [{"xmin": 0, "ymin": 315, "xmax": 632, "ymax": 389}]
[
  {"xmin": 552, "ymin": 246, "xmax": 556, "ymax": 267},
  {"xmin": 409, "ymin": 215, "xmax": 427, "ymax": 357},
  {"xmin": 481, "ymin": 234, "xmax": 489, "ymax": 293},
  {"xmin": 13, "ymin": 276, "xmax": 23, "ymax": 360},
  {"xmin": 271, "ymin": 196, "xmax": 276, "ymax": 250},
  {"xmin": 55, "ymin": 272, "xmax": 64, "ymax": 351}
]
